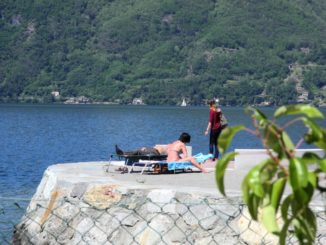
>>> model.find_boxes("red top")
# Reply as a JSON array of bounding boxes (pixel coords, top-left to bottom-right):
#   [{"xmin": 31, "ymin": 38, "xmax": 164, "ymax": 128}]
[{"xmin": 209, "ymin": 109, "xmax": 221, "ymax": 130}]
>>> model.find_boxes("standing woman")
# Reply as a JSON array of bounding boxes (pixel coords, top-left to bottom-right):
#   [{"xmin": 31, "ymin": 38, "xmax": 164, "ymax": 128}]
[{"xmin": 204, "ymin": 100, "xmax": 222, "ymax": 160}]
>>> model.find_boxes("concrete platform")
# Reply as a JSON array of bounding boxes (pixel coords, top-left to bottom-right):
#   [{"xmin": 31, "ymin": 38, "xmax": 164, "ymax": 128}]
[
  {"xmin": 44, "ymin": 160, "xmax": 240, "ymax": 197},
  {"xmin": 46, "ymin": 147, "xmax": 324, "ymax": 198}
]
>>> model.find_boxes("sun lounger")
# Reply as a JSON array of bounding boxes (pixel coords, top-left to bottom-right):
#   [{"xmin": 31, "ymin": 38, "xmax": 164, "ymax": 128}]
[
  {"xmin": 129, "ymin": 159, "xmax": 162, "ymax": 174},
  {"xmin": 118, "ymin": 154, "xmax": 167, "ymax": 165},
  {"xmin": 165, "ymin": 153, "xmax": 213, "ymax": 173},
  {"xmin": 137, "ymin": 153, "xmax": 213, "ymax": 174},
  {"xmin": 104, "ymin": 151, "xmax": 167, "ymax": 174}
]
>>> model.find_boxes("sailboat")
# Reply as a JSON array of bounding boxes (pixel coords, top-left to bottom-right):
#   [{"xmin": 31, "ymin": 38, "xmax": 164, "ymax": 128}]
[{"xmin": 181, "ymin": 98, "xmax": 187, "ymax": 107}]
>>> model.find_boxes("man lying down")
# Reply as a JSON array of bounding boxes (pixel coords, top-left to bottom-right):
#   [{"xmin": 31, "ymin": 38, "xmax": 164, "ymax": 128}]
[{"xmin": 115, "ymin": 144, "xmax": 167, "ymax": 156}]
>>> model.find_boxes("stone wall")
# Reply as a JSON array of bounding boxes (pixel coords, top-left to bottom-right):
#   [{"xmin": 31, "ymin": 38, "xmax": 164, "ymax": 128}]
[{"xmin": 13, "ymin": 181, "xmax": 246, "ymax": 243}]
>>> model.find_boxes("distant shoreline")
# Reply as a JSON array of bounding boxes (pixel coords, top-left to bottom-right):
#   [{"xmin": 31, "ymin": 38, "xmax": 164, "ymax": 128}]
[{"xmin": 1, "ymin": 101, "xmax": 325, "ymax": 107}]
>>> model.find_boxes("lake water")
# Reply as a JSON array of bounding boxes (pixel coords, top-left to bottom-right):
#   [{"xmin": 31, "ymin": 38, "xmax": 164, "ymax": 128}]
[{"xmin": 0, "ymin": 104, "xmax": 325, "ymax": 241}]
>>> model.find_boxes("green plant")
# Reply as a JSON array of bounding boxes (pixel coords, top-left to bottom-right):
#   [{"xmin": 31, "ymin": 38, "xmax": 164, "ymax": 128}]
[{"xmin": 216, "ymin": 104, "xmax": 326, "ymax": 244}]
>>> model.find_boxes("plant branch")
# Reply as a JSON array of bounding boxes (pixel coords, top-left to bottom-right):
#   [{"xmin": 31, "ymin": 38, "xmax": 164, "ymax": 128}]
[
  {"xmin": 243, "ymin": 127, "xmax": 258, "ymax": 135},
  {"xmin": 295, "ymin": 138, "xmax": 305, "ymax": 149},
  {"xmin": 281, "ymin": 117, "xmax": 303, "ymax": 130},
  {"xmin": 260, "ymin": 123, "xmax": 289, "ymax": 175}
]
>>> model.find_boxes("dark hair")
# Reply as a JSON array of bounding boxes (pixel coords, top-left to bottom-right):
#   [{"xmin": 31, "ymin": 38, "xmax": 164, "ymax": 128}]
[
  {"xmin": 209, "ymin": 100, "xmax": 216, "ymax": 107},
  {"xmin": 179, "ymin": 132, "xmax": 191, "ymax": 143}
]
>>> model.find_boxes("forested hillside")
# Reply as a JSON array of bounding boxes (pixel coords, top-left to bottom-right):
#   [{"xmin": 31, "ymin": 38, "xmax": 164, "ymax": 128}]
[{"xmin": 0, "ymin": 0, "xmax": 325, "ymax": 105}]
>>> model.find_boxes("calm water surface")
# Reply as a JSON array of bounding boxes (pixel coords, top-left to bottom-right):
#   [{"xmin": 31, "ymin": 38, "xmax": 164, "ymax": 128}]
[{"xmin": 0, "ymin": 104, "xmax": 325, "ymax": 240}]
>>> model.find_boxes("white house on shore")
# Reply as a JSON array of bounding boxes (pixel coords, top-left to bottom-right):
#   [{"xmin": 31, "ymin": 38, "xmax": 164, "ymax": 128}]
[
  {"xmin": 132, "ymin": 98, "xmax": 145, "ymax": 105},
  {"xmin": 51, "ymin": 91, "xmax": 60, "ymax": 97}
]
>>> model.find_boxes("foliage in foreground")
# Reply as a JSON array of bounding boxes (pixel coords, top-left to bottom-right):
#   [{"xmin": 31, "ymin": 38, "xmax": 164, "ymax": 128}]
[{"xmin": 216, "ymin": 104, "xmax": 326, "ymax": 244}]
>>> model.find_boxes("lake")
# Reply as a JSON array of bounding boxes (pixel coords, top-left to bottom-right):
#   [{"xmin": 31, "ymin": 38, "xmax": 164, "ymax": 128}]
[{"xmin": 0, "ymin": 104, "xmax": 325, "ymax": 241}]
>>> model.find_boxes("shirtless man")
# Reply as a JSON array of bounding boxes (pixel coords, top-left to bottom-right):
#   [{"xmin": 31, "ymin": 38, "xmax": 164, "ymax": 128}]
[
  {"xmin": 115, "ymin": 145, "xmax": 165, "ymax": 156},
  {"xmin": 167, "ymin": 132, "xmax": 210, "ymax": 173}
]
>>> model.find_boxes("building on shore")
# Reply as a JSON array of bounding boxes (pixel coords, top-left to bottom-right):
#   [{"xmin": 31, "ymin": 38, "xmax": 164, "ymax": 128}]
[
  {"xmin": 132, "ymin": 97, "xmax": 145, "ymax": 105},
  {"xmin": 64, "ymin": 96, "xmax": 92, "ymax": 104}
]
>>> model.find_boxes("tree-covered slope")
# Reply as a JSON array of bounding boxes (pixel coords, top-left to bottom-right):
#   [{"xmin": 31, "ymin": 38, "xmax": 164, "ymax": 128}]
[{"xmin": 0, "ymin": 0, "xmax": 325, "ymax": 105}]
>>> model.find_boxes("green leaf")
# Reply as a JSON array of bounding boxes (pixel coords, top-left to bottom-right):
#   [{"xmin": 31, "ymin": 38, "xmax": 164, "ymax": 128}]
[
  {"xmin": 299, "ymin": 207, "xmax": 317, "ymax": 242},
  {"xmin": 262, "ymin": 205, "xmax": 280, "ymax": 233},
  {"xmin": 215, "ymin": 152, "xmax": 237, "ymax": 196},
  {"xmin": 281, "ymin": 195, "xmax": 293, "ymax": 221},
  {"xmin": 307, "ymin": 172, "xmax": 317, "ymax": 189},
  {"xmin": 246, "ymin": 106, "xmax": 268, "ymax": 126},
  {"xmin": 218, "ymin": 125, "xmax": 245, "ymax": 154},
  {"xmin": 281, "ymin": 131, "xmax": 294, "ymax": 152},
  {"xmin": 280, "ymin": 207, "xmax": 300, "ymax": 245},
  {"xmin": 246, "ymin": 106, "xmax": 267, "ymax": 120},
  {"xmin": 302, "ymin": 117, "xmax": 325, "ymax": 144},
  {"xmin": 296, "ymin": 172, "xmax": 316, "ymax": 204},
  {"xmin": 279, "ymin": 218, "xmax": 292, "ymax": 245},
  {"xmin": 294, "ymin": 212, "xmax": 316, "ymax": 244},
  {"xmin": 242, "ymin": 163, "xmax": 270, "ymax": 220},
  {"xmin": 301, "ymin": 152, "xmax": 322, "ymax": 165},
  {"xmin": 274, "ymin": 106, "xmax": 287, "ymax": 118},
  {"xmin": 247, "ymin": 193, "xmax": 260, "ymax": 220},
  {"xmin": 271, "ymin": 177, "xmax": 286, "ymax": 212},
  {"xmin": 260, "ymin": 159, "xmax": 278, "ymax": 183},
  {"xmin": 264, "ymin": 124, "xmax": 283, "ymax": 157},
  {"xmin": 289, "ymin": 158, "xmax": 308, "ymax": 190},
  {"xmin": 302, "ymin": 153, "xmax": 326, "ymax": 176},
  {"xmin": 241, "ymin": 161, "xmax": 271, "ymax": 219},
  {"xmin": 248, "ymin": 164, "xmax": 265, "ymax": 197},
  {"xmin": 312, "ymin": 129, "xmax": 326, "ymax": 150},
  {"xmin": 274, "ymin": 104, "xmax": 324, "ymax": 119},
  {"xmin": 242, "ymin": 173, "xmax": 250, "ymax": 204},
  {"xmin": 320, "ymin": 159, "xmax": 326, "ymax": 172},
  {"xmin": 294, "ymin": 188, "xmax": 310, "ymax": 205}
]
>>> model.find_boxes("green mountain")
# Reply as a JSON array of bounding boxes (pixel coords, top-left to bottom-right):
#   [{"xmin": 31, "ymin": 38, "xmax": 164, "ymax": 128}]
[{"xmin": 0, "ymin": 0, "xmax": 325, "ymax": 105}]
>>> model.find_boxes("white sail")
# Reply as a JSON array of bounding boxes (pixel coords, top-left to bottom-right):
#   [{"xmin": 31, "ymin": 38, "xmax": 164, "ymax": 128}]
[{"xmin": 181, "ymin": 98, "xmax": 187, "ymax": 107}]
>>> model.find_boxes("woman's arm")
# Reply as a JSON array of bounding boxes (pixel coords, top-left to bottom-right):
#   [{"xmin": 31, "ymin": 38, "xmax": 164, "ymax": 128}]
[
  {"xmin": 205, "ymin": 109, "xmax": 213, "ymax": 135},
  {"xmin": 205, "ymin": 122, "xmax": 211, "ymax": 135}
]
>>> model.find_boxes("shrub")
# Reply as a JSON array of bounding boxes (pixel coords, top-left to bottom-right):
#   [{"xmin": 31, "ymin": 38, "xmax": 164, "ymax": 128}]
[{"xmin": 216, "ymin": 104, "xmax": 325, "ymax": 244}]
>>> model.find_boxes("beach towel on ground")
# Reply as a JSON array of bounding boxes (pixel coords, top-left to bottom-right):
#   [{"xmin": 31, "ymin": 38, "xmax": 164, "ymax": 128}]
[
  {"xmin": 167, "ymin": 153, "xmax": 213, "ymax": 171},
  {"xmin": 193, "ymin": 153, "xmax": 214, "ymax": 163}
]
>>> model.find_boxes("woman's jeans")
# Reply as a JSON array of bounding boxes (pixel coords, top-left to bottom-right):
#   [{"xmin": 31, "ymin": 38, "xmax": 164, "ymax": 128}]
[{"xmin": 209, "ymin": 128, "xmax": 222, "ymax": 159}]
